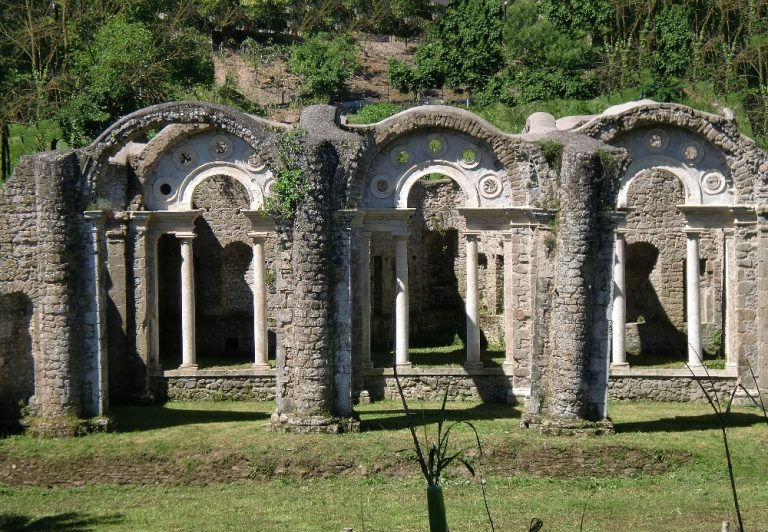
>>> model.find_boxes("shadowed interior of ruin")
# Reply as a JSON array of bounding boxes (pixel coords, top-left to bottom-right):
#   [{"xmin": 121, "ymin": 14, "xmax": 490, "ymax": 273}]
[
  {"xmin": 0, "ymin": 292, "xmax": 34, "ymax": 427},
  {"xmin": 370, "ymin": 175, "xmax": 497, "ymax": 367}
]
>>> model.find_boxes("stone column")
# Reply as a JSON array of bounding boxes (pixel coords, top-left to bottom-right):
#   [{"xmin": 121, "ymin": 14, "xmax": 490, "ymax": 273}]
[
  {"xmin": 394, "ymin": 232, "xmax": 411, "ymax": 367},
  {"xmin": 758, "ymin": 212, "xmax": 768, "ymax": 390},
  {"xmin": 502, "ymin": 232, "xmax": 515, "ymax": 369},
  {"xmin": 130, "ymin": 213, "xmax": 152, "ymax": 396},
  {"xmin": 251, "ymin": 232, "xmax": 269, "ymax": 368},
  {"xmin": 148, "ymin": 230, "xmax": 161, "ymax": 369},
  {"xmin": 177, "ymin": 232, "xmax": 197, "ymax": 369},
  {"xmin": 724, "ymin": 230, "xmax": 738, "ymax": 370},
  {"xmin": 611, "ymin": 230, "xmax": 628, "ymax": 367},
  {"xmin": 360, "ymin": 231, "xmax": 373, "ymax": 369},
  {"xmin": 84, "ymin": 212, "xmax": 109, "ymax": 416},
  {"xmin": 465, "ymin": 232, "xmax": 482, "ymax": 368},
  {"xmin": 686, "ymin": 230, "xmax": 703, "ymax": 367}
]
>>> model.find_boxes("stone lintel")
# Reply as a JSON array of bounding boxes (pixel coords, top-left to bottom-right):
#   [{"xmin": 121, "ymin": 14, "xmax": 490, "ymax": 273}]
[
  {"xmin": 531, "ymin": 208, "xmax": 557, "ymax": 226},
  {"xmin": 242, "ymin": 210, "xmax": 276, "ymax": 233},
  {"xmin": 147, "ymin": 209, "xmax": 203, "ymax": 235},
  {"xmin": 333, "ymin": 209, "xmax": 365, "ymax": 227},
  {"xmin": 360, "ymin": 208, "xmax": 415, "ymax": 235},
  {"xmin": 82, "ymin": 210, "xmax": 110, "ymax": 227},
  {"xmin": 459, "ymin": 207, "xmax": 540, "ymax": 231},
  {"xmin": 597, "ymin": 208, "xmax": 629, "ymax": 229},
  {"xmin": 678, "ymin": 204, "xmax": 757, "ymax": 229}
]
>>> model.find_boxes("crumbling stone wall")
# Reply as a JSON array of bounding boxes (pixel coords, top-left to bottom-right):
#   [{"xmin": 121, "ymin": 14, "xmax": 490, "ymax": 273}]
[
  {"xmin": 192, "ymin": 176, "xmax": 255, "ymax": 359},
  {"xmin": 2, "ymin": 100, "xmax": 766, "ymax": 437}
]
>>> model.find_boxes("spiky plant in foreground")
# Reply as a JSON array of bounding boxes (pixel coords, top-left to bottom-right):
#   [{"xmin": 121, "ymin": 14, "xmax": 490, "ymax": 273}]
[{"xmin": 392, "ymin": 365, "xmax": 491, "ymax": 532}]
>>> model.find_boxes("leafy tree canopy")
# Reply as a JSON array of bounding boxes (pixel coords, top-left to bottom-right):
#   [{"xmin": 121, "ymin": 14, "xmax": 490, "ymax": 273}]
[{"xmin": 289, "ymin": 33, "xmax": 358, "ymax": 101}]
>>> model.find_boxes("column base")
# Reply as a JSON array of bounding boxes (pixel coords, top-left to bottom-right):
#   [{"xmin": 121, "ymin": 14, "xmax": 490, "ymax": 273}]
[
  {"xmin": 362, "ymin": 361, "xmax": 374, "ymax": 370},
  {"xmin": 268, "ymin": 412, "xmax": 360, "ymax": 434},
  {"xmin": 178, "ymin": 363, "xmax": 198, "ymax": 371},
  {"xmin": 464, "ymin": 361, "xmax": 483, "ymax": 370},
  {"xmin": 520, "ymin": 413, "xmax": 614, "ymax": 436},
  {"xmin": 395, "ymin": 362, "xmax": 412, "ymax": 369},
  {"xmin": 610, "ymin": 362, "xmax": 630, "ymax": 368},
  {"xmin": 252, "ymin": 362, "xmax": 270, "ymax": 369}
]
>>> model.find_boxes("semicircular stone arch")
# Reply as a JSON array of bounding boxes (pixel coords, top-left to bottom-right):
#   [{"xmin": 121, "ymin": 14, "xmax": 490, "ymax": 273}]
[
  {"xmin": 613, "ymin": 126, "xmax": 734, "ymax": 208},
  {"xmin": 362, "ymin": 130, "xmax": 509, "ymax": 209},
  {"xmin": 84, "ymin": 101, "xmax": 284, "ymax": 200},
  {"xmin": 143, "ymin": 130, "xmax": 273, "ymax": 211}
]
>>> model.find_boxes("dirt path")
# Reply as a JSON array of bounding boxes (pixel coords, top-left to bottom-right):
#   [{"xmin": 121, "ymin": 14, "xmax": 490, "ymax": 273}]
[{"xmin": 0, "ymin": 442, "xmax": 686, "ymax": 488}]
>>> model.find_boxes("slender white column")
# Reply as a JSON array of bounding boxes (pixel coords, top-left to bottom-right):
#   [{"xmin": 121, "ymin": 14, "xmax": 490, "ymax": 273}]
[
  {"xmin": 251, "ymin": 232, "xmax": 269, "ymax": 367},
  {"xmin": 84, "ymin": 212, "xmax": 109, "ymax": 415},
  {"xmin": 360, "ymin": 232, "xmax": 373, "ymax": 369},
  {"xmin": 178, "ymin": 232, "xmax": 197, "ymax": 369},
  {"xmin": 465, "ymin": 232, "xmax": 482, "ymax": 368},
  {"xmin": 394, "ymin": 233, "xmax": 411, "ymax": 366},
  {"xmin": 724, "ymin": 230, "xmax": 738, "ymax": 370},
  {"xmin": 611, "ymin": 231, "xmax": 628, "ymax": 366},
  {"xmin": 686, "ymin": 230, "xmax": 703, "ymax": 367}
]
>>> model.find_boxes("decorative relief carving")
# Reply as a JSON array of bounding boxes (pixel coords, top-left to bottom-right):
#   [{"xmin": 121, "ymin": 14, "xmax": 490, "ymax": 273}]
[
  {"xmin": 246, "ymin": 152, "xmax": 267, "ymax": 172},
  {"xmin": 646, "ymin": 129, "xmax": 668, "ymax": 152},
  {"xmin": 209, "ymin": 135, "xmax": 233, "ymax": 160},
  {"xmin": 173, "ymin": 147, "xmax": 197, "ymax": 171},
  {"xmin": 478, "ymin": 173, "xmax": 503, "ymax": 199},
  {"xmin": 370, "ymin": 175, "xmax": 393, "ymax": 199},
  {"xmin": 680, "ymin": 141, "xmax": 704, "ymax": 165},
  {"xmin": 701, "ymin": 171, "xmax": 727, "ymax": 195}
]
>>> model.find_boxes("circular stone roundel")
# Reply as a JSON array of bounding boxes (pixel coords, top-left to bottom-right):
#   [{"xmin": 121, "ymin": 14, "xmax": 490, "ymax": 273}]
[
  {"xmin": 701, "ymin": 171, "xmax": 727, "ymax": 195},
  {"xmin": 459, "ymin": 144, "xmax": 481, "ymax": 169},
  {"xmin": 370, "ymin": 175, "xmax": 393, "ymax": 199},
  {"xmin": 172, "ymin": 146, "xmax": 198, "ymax": 171},
  {"xmin": 478, "ymin": 173, "xmax": 503, "ymax": 199},
  {"xmin": 152, "ymin": 178, "xmax": 176, "ymax": 200},
  {"xmin": 423, "ymin": 134, "xmax": 448, "ymax": 158},
  {"xmin": 209, "ymin": 135, "xmax": 233, "ymax": 160},
  {"xmin": 263, "ymin": 178, "xmax": 276, "ymax": 198},
  {"xmin": 646, "ymin": 129, "xmax": 668, "ymax": 153},
  {"xmin": 246, "ymin": 152, "xmax": 267, "ymax": 172},
  {"xmin": 390, "ymin": 145, "xmax": 412, "ymax": 168},
  {"xmin": 680, "ymin": 140, "xmax": 704, "ymax": 165}
]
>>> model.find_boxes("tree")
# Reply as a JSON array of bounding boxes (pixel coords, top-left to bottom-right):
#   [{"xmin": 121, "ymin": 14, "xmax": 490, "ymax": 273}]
[
  {"xmin": 409, "ymin": 0, "xmax": 503, "ymax": 96},
  {"xmin": 289, "ymin": 33, "xmax": 358, "ymax": 101},
  {"xmin": 503, "ymin": 0, "xmax": 597, "ymax": 102},
  {"xmin": 59, "ymin": 14, "xmax": 213, "ymax": 145}
]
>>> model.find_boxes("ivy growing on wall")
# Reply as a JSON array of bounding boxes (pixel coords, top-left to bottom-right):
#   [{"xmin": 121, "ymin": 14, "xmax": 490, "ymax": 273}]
[{"xmin": 265, "ymin": 128, "xmax": 311, "ymax": 221}]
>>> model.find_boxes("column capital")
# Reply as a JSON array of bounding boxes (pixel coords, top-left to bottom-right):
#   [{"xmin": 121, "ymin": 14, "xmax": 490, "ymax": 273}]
[
  {"xmin": 83, "ymin": 210, "xmax": 110, "ymax": 228},
  {"xmin": 174, "ymin": 231, "xmax": 196, "ymax": 241},
  {"xmin": 105, "ymin": 228, "xmax": 127, "ymax": 241},
  {"xmin": 684, "ymin": 228, "xmax": 702, "ymax": 237},
  {"xmin": 615, "ymin": 228, "xmax": 628, "ymax": 236},
  {"xmin": 249, "ymin": 231, "xmax": 269, "ymax": 242},
  {"xmin": 392, "ymin": 231, "xmax": 409, "ymax": 240},
  {"xmin": 464, "ymin": 231, "xmax": 481, "ymax": 240}
]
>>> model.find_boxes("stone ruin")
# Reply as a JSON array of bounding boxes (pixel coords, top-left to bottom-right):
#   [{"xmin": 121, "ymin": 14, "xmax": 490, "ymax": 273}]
[{"xmin": 1, "ymin": 100, "xmax": 767, "ymax": 435}]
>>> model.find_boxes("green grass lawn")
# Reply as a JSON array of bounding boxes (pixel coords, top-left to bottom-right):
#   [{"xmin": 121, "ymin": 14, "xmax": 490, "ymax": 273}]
[{"xmin": 1, "ymin": 400, "xmax": 766, "ymax": 530}]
